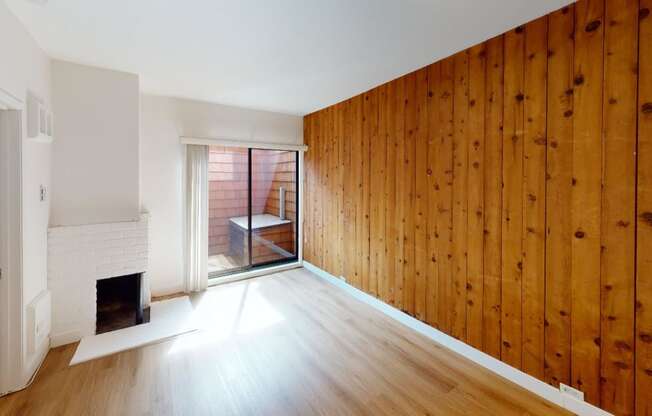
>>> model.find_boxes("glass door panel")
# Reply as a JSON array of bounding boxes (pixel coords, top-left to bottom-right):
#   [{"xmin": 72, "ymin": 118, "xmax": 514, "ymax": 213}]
[
  {"xmin": 207, "ymin": 146, "xmax": 250, "ymax": 277},
  {"xmin": 251, "ymin": 149, "xmax": 298, "ymax": 267}
]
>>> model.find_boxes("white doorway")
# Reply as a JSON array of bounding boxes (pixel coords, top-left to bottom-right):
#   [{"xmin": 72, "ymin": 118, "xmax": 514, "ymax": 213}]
[{"xmin": 0, "ymin": 92, "xmax": 24, "ymax": 396}]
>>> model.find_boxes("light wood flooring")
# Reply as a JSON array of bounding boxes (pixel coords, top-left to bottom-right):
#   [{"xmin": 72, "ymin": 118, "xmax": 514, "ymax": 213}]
[{"xmin": 0, "ymin": 268, "xmax": 570, "ymax": 415}]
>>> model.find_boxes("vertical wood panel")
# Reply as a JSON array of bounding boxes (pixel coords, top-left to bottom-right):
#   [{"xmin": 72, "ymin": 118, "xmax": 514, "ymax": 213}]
[
  {"xmin": 414, "ymin": 68, "xmax": 430, "ymax": 321},
  {"xmin": 314, "ymin": 111, "xmax": 323, "ymax": 268},
  {"xmin": 342, "ymin": 101, "xmax": 356, "ymax": 282},
  {"xmin": 571, "ymin": 0, "xmax": 604, "ymax": 405},
  {"xmin": 336, "ymin": 103, "xmax": 345, "ymax": 279},
  {"xmin": 303, "ymin": 114, "xmax": 313, "ymax": 263},
  {"xmin": 394, "ymin": 77, "xmax": 406, "ymax": 311},
  {"xmin": 544, "ymin": 4, "xmax": 574, "ymax": 388},
  {"xmin": 501, "ymin": 26, "xmax": 525, "ymax": 369},
  {"xmin": 600, "ymin": 0, "xmax": 638, "ymax": 413},
  {"xmin": 367, "ymin": 88, "xmax": 383, "ymax": 298},
  {"xmin": 466, "ymin": 43, "xmax": 486, "ymax": 349},
  {"xmin": 361, "ymin": 94, "xmax": 371, "ymax": 294},
  {"xmin": 482, "ymin": 36, "xmax": 504, "ymax": 359},
  {"xmin": 384, "ymin": 81, "xmax": 398, "ymax": 306},
  {"xmin": 375, "ymin": 86, "xmax": 389, "ymax": 301},
  {"xmin": 436, "ymin": 58, "xmax": 455, "ymax": 332},
  {"xmin": 323, "ymin": 106, "xmax": 333, "ymax": 272},
  {"xmin": 351, "ymin": 96, "xmax": 363, "ymax": 288},
  {"xmin": 359, "ymin": 95, "xmax": 377, "ymax": 293},
  {"xmin": 426, "ymin": 63, "xmax": 441, "ymax": 328},
  {"xmin": 522, "ymin": 16, "xmax": 548, "ymax": 380},
  {"xmin": 637, "ymin": 2, "xmax": 652, "ymax": 414},
  {"xmin": 452, "ymin": 51, "xmax": 469, "ymax": 341},
  {"xmin": 403, "ymin": 73, "xmax": 417, "ymax": 314}
]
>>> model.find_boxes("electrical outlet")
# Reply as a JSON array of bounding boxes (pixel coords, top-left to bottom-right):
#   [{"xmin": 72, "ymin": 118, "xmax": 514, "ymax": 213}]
[
  {"xmin": 40, "ymin": 185, "xmax": 47, "ymax": 202},
  {"xmin": 559, "ymin": 383, "xmax": 584, "ymax": 401}
]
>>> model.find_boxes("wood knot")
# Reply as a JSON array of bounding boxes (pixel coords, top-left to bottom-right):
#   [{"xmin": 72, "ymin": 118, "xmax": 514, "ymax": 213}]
[
  {"xmin": 609, "ymin": 98, "xmax": 617, "ymax": 105},
  {"xmin": 534, "ymin": 137, "xmax": 546, "ymax": 145},
  {"xmin": 564, "ymin": 110, "xmax": 573, "ymax": 118},
  {"xmin": 585, "ymin": 20, "xmax": 601, "ymax": 32},
  {"xmin": 640, "ymin": 333, "xmax": 652, "ymax": 343},
  {"xmin": 593, "ymin": 337, "xmax": 601, "ymax": 346},
  {"xmin": 466, "ymin": 283, "xmax": 473, "ymax": 290},
  {"xmin": 641, "ymin": 8, "xmax": 650, "ymax": 20},
  {"xmin": 604, "ymin": 284, "xmax": 613, "ymax": 291},
  {"xmin": 641, "ymin": 212, "xmax": 652, "ymax": 226},
  {"xmin": 428, "ymin": 91, "xmax": 433, "ymax": 98},
  {"xmin": 616, "ymin": 220, "xmax": 630, "ymax": 228},
  {"xmin": 565, "ymin": 88, "xmax": 574, "ymax": 96},
  {"xmin": 550, "ymin": 140, "xmax": 558, "ymax": 148},
  {"xmin": 642, "ymin": 102, "xmax": 652, "ymax": 114},
  {"xmin": 614, "ymin": 340, "xmax": 632, "ymax": 351},
  {"xmin": 613, "ymin": 361, "xmax": 629, "ymax": 370},
  {"xmin": 467, "ymin": 300, "xmax": 474, "ymax": 306},
  {"xmin": 515, "ymin": 26, "xmax": 524, "ymax": 34},
  {"xmin": 503, "ymin": 341, "xmax": 511, "ymax": 348},
  {"xmin": 559, "ymin": 310, "xmax": 567, "ymax": 317},
  {"xmin": 527, "ymin": 193, "xmax": 536, "ymax": 202},
  {"xmin": 574, "ymin": 75, "xmax": 585, "ymax": 86},
  {"xmin": 472, "ymin": 161, "xmax": 480, "ymax": 169},
  {"xmin": 574, "ymin": 230, "xmax": 585, "ymax": 239},
  {"xmin": 515, "ymin": 93, "xmax": 525, "ymax": 101},
  {"xmin": 469, "ymin": 99, "xmax": 476, "ymax": 107},
  {"xmin": 645, "ymin": 369, "xmax": 652, "ymax": 377}
]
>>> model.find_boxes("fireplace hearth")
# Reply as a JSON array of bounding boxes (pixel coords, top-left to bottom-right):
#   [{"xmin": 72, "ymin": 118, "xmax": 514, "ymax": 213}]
[{"xmin": 96, "ymin": 273, "xmax": 150, "ymax": 334}]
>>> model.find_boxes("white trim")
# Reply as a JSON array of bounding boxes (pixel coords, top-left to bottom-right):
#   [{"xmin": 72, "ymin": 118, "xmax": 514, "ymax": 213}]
[
  {"xmin": 0, "ymin": 109, "xmax": 26, "ymax": 396},
  {"xmin": 0, "ymin": 88, "xmax": 23, "ymax": 110},
  {"xmin": 208, "ymin": 261, "xmax": 302, "ymax": 287},
  {"xmin": 180, "ymin": 136, "xmax": 307, "ymax": 152},
  {"xmin": 303, "ymin": 261, "xmax": 612, "ymax": 416}
]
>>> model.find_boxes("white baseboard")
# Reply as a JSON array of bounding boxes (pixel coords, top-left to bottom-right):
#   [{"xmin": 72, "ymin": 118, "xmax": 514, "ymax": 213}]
[{"xmin": 303, "ymin": 261, "xmax": 611, "ymax": 416}]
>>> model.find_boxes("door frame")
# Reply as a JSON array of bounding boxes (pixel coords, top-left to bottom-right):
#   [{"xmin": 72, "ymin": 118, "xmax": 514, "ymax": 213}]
[
  {"xmin": 206, "ymin": 147, "xmax": 302, "ymax": 280},
  {"xmin": 0, "ymin": 88, "xmax": 24, "ymax": 396}
]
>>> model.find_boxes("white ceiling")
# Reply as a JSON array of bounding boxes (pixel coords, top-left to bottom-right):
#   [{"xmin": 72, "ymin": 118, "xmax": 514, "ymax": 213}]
[{"xmin": 7, "ymin": 0, "xmax": 572, "ymax": 115}]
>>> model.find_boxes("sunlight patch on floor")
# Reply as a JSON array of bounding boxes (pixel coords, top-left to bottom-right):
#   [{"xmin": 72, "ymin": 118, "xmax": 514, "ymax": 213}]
[{"xmin": 167, "ymin": 281, "xmax": 285, "ymax": 354}]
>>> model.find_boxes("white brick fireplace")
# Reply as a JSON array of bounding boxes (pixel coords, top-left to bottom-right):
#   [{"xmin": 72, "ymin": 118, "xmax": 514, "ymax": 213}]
[{"xmin": 48, "ymin": 214, "xmax": 150, "ymax": 347}]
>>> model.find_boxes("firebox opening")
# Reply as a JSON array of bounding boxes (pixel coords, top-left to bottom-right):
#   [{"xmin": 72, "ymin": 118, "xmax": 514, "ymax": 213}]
[{"xmin": 96, "ymin": 273, "xmax": 150, "ymax": 334}]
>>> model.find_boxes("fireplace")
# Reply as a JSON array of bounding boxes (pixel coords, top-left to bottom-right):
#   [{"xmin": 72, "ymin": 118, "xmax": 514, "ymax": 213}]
[{"xmin": 96, "ymin": 273, "xmax": 150, "ymax": 334}]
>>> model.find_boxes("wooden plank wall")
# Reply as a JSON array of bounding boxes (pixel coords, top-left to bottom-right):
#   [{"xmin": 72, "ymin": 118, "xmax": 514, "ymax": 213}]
[{"xmin": 303, "ymin": 0, "xmax": 652, "ymax": 413}]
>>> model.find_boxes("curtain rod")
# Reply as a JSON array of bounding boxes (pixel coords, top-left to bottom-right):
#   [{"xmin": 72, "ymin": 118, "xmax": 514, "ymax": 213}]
[{"xmin": 180, "ymin": 136, "xmax": 308, "ymax": 152}]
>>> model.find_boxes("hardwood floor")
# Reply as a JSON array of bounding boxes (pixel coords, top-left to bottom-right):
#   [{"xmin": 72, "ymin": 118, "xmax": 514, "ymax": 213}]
[{"xmin": 0, "ymin": 268, "xmax": 570, "ymax": 415}]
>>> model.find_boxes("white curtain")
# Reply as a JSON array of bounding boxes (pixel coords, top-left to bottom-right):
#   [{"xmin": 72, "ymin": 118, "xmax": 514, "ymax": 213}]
[{"xmin": 185, "ymin": 144, "xmax": 209, "ymax": 292}]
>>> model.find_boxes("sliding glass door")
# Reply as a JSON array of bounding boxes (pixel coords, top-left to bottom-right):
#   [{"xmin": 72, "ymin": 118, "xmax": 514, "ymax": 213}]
[{"xmin": 207, "ymin": 146, "xmax": 298, "ymax": 278}]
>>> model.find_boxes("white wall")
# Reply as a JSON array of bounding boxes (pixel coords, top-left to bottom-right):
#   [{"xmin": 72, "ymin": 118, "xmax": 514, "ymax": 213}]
[
  {"xmin": 0, "ymin": 0, "xmax": 52, "ymax": 387},
  {"xmin": 51, "ymin": 60, "xmax": 140, "ymax": 226},
  {"xmin": 140, "ymin": 95, "xmax": 302, "ymax": 295}
]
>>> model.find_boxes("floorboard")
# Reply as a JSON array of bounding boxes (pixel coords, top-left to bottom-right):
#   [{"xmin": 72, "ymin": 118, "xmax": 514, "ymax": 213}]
[{"xmin": 0, "ymin": 268, "xmax": 570, "ymax": 416}]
